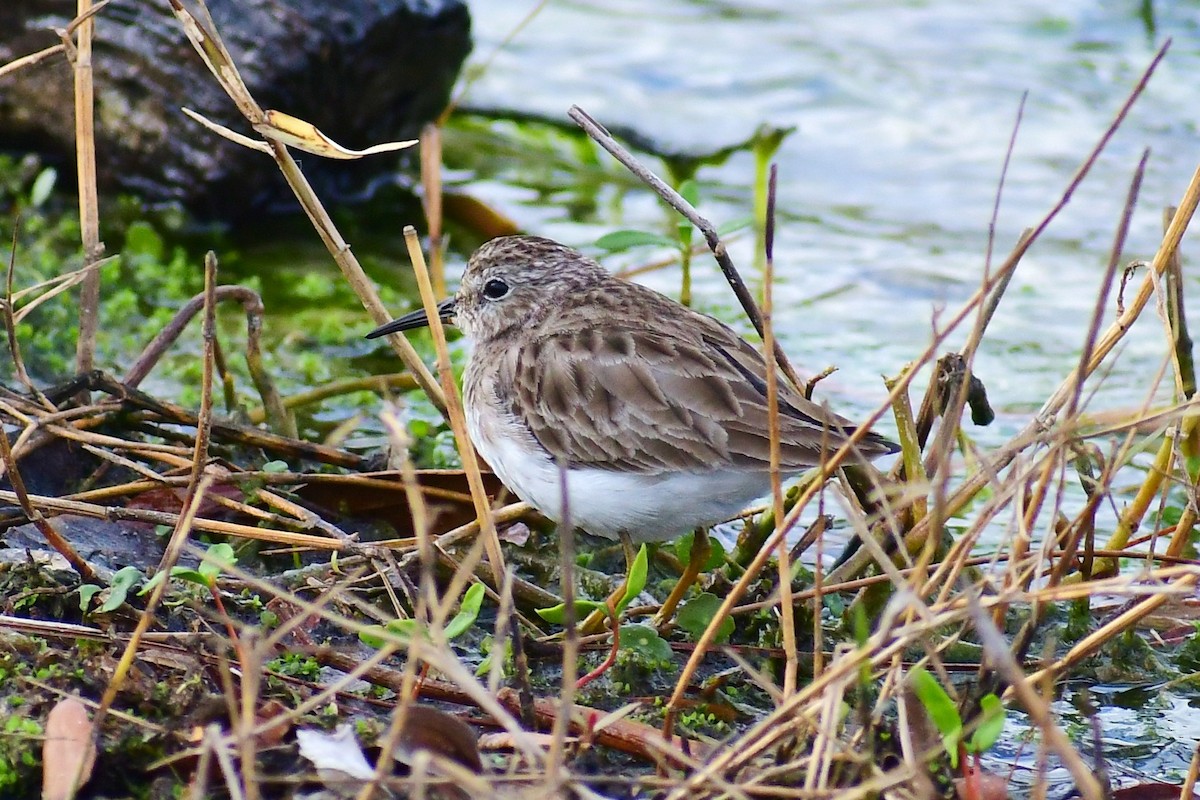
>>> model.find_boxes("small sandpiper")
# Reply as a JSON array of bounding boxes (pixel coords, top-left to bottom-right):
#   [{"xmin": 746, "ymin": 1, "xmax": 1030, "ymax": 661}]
[{"xmin": 368, "ymin": 235, "xmax": 897, "ymax": 619}]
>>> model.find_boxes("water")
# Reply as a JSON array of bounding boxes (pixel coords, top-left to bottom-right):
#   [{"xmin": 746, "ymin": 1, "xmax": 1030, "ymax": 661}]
[
  {"xmin": 464, "ymin": 1, "xmax": 1200, "ymax": 444},
  {"xmin": 459, "ymin": 0, "xmax": 1200, "ymax": 787}
]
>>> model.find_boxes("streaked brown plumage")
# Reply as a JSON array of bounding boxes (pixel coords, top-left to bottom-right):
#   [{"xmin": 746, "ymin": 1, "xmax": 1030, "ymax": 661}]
[{"xmin": 368, "ymin": 235, "xmax": 896, "ymax": 542}]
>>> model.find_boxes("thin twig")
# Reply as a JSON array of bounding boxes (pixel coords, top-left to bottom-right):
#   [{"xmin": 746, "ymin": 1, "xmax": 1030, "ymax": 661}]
[
  {"xmin": 3, "ymin": 224, "xmax": 51, "ymax": 408},
  {"xmin": 568, "ymin": 105, "xmax": 804, "ymax": 390},
  {"xmin": 1066, "ymin": 149, "xmax": 1149, "ymax": 419},
  {"xmin": 0, "ymin": 420, "xmax": 96, "ymax": 581},
  {"xmin": 982, "ymin": 91, "xmax": 1027, "ymax": 277},
  {"xmin": 0, "ymin": 43, "xmax": 66, "ymax": 80},
  {"xmin": 122, "ymin": 283, "xmax": 292, "ymax": 436}
]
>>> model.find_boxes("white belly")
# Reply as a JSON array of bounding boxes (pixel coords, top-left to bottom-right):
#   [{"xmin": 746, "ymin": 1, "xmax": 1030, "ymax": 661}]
[{"xmin": 467, "ymin": 403, "xmax": 779, "ymax": 542}]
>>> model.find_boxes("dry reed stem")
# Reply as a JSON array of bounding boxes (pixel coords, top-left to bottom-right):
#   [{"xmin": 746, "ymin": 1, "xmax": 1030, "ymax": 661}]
[
  {"xmin": 166, "ymin": 0, "xmax": 447, "ymax": 413},
  {"xmin": 66, "ymin": 0, "xmax": 103, "ymax": 377},
  {"xmin": 829, "ymin": 40, "xmax": 1173, "ymax": 587},
  {"xmin": 420, "ymin": 123, "xmax": 446, "ymax": 297},
  {"xmin": 7, "ymin": 256, "xmax": 114, "ymax": 332},
  {"xmin": 3, "ymin": 222, "xmax": 55, "ymax": 409},
  {"xmin": 761, "ymin": 165, "xmax": 797, "ymax": 698},
  {"xmin": 401, "ymin": 226, "xmax": 508, "ymax": 592}
]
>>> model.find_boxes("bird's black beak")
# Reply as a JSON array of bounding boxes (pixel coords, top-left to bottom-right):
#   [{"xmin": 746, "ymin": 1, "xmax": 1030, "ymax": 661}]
[{"xmin": 365, "ymin": 297, "xmax": 457, "ymax": 339}]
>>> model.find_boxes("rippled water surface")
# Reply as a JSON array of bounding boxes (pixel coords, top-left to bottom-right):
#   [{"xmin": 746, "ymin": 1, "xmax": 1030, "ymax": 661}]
[
  {"xmin": 466, "ymin": 1, "xmax": 1200, "ymax": 443},
  {"xmin": 461, "ymin": 2, "xmax": 1200, "ymax": 783}
]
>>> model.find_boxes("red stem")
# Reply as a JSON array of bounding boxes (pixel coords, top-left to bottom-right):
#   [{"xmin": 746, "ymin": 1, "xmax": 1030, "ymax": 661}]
[{"xmin": 576, "ymin": 604, "xmax": 621, "ymax": 689}]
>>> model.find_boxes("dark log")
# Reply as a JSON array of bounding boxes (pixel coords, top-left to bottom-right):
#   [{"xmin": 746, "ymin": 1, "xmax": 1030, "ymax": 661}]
[{"xmin": 0, "ymin": 0, "xmax": 472, "ymax": 215}]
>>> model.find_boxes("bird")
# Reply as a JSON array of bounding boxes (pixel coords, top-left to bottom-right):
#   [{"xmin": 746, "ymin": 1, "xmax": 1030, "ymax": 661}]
[{"xmin": 367, "ymin": 235, "xmax": 897, "ymax": 621}]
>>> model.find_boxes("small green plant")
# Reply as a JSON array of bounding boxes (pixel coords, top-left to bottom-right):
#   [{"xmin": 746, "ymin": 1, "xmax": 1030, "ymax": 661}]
[
  {"xmin": 139, "ymin": 543, "xmax": 242, "ymax": 648},
  {"xmin": 0, "ymin": 714, "xmax": 43, "ymax": 794},
  {"xmin": 268, "ymin": 652, "xmax": 322, "ymax": 681},
  {"xmin": 139, "ymin": 542, "xmax": 237, "ymax": 596},
  {"xmin": 910, "ymin": 666, "xmax": 1005, "ymax": 799},
  {"xmin": 676, "ymin": 592, "xmax": 734, "ymax": 643},
  {"xmin": 536, "ymin": 545, "xmax": 650, "ymax": 688},
  {"xmin": 79, "ymin": 565, "xmax": 144, "ymax": 613},
  {"xmin": 537, "ymin": 544, "xmax": 648, "ymax": 625},
  {"xmin": 475, "ymin": 634, "xmax": 513, "ymax": 678},
  {"xmin": 359, "ymin": 581, "xmax": 485, "ymax": 649}
]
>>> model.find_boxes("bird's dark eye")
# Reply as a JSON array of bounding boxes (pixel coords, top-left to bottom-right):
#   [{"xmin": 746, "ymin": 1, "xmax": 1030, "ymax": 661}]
[{"xmin": 483, "ymin": 278, "xmax": 510, "ymax": 300}]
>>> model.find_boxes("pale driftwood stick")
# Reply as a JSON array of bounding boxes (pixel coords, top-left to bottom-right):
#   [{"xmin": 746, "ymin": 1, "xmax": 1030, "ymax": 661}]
[{"xmin": 568, "ymin": 105, "xmax": 805, "ymax": 391}]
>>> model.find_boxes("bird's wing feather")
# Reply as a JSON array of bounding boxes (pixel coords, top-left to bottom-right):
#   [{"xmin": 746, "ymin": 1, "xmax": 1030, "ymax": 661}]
[{"xmin": 508, "ymin": 320, "xmax": 893, "ymax": 473}]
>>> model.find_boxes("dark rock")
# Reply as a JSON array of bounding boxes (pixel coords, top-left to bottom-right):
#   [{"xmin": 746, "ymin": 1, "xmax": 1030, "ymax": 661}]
[{"xmin": 0, "ymin": 0, "xmax": 472, "ymax": 215}]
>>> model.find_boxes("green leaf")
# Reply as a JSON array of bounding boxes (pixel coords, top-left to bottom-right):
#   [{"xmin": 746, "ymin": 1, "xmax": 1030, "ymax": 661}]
[
  {"xmin": 138, "ymin": 570, "xmax": 167, "ymax": 596},
  {"xmin": 359, "ymin": 625, "xmax": 388, "ymax": 649},
  {"xmin": 617, "ymin": 545, "xmax": 649, "ymax": 615},
  {"xmin": 910, "ymin": 667, "xmax": 963, "ymax": 768},
  {"xmin": 475, "ymin": 653, "xmax": 492, "ymax": 677},
  {"xmin": 674, "ymin": 532, "xmax": 724, "ymax": 572},
  {"xmin": 123, "ymin": 220, "xmax": 164, "ymax": 261},
  {"xmin": 678, "ymin": 179, "xmax": 700, "ymax": 206},
  {"xmin": 618, "ymin": 624, "xmax": 673, "ymax": 661},
  {"xmin": 199, "ymin": 543, "xmax": 237, "ymax": 583},
  {"xmin": 594, "ymin": 230, "xmax": 675, "ymax": 252},
  {"xmin": 1186, "ymin": 454, "xmax": 1200, "ymax": 481},
  {"xmin": 966, "ymin": 694, "xmax": 1005, "ymax": 754},
  {"xmin": 445, "ymin": 583, "xmax": 485, "ymax": 639},
  {"xmin": 359, "ymin": 618, "xmax": 424, "ymax": 649},
  {"xmin": 536, "ymin": 599, "xmax": 604, "ymax": 624},
  {"xmin": 475, "ymin": 635, "xmax": 511, "ymax": 677},
  {"xmin": 78, "ymin": 584, "xmax": 102, "ymax": 611},
  {"xmin": 99, "ymin": 566, "xmax": 143, "ymax": 613},
  {"xmin": 676, "ymin": 593, "xmax": 735, "ymax": 643},
  {"xmin": 717, "ymin": 215, "xmax": 754, "ymax": 236},
  {"xmin": 262, "ymin": 459, "xmax": 290, "ymax": 473},
  {"xmin": 169, "ymin": 568, "xmax": 210, "ymax": 586},
  {"xmin": 29, "ymin": 167, "xmax": 56, "ymax": 208}
]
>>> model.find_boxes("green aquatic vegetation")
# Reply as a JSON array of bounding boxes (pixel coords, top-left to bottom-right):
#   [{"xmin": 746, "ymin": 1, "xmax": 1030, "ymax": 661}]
[{"xmin": 0, "ymin": 713, "xmax": 42, "ymax": 795}]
